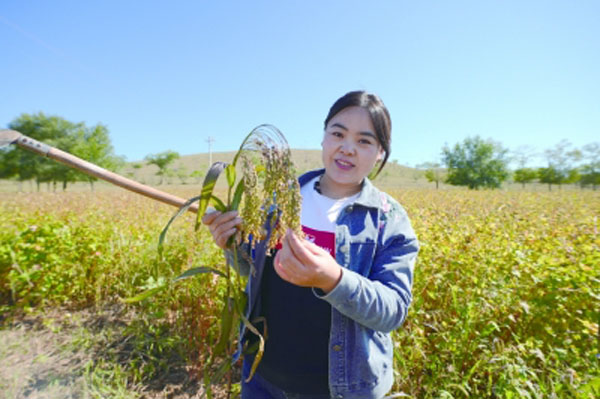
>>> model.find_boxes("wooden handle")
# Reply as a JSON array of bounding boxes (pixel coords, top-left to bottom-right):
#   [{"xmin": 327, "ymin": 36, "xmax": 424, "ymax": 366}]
[
  {"xmin": 29, "ymin": 146, "xmax": 198, "ymax": 213},
  {"xmin": 47, "ymin": 147, "xmax": 199, "ymax": 213},
  {"xmin": 13, "ymin": 133, "xmax": 199, "ymax": 213}
]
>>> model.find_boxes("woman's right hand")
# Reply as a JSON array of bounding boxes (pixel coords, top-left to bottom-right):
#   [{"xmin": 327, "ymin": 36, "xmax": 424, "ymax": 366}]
[{"xmin": 201, "ymin": 209, "xmax": 242, "ymax": 249}]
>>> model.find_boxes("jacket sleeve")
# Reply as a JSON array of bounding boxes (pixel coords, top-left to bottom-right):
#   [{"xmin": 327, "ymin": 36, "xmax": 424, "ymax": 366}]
[{"xmin": 315, "ymin": 209, "xmax": 419, "ymax": 333}]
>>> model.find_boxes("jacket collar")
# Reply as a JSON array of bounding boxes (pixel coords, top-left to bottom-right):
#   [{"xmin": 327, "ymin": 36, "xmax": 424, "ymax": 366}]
[{"xmin": 298, "ymin": 169, "xmax": 382, "ymax": 210}]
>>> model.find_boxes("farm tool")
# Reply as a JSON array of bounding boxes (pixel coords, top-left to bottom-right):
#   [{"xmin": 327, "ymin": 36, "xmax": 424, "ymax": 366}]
[{"xmin": 0, "ymin": 129, "xmax": 198, "ymax": 213}]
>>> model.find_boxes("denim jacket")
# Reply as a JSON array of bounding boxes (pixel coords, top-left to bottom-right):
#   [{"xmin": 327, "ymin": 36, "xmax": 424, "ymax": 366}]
[{"xmin": 229, "ymin": 169, "xmax": 419, "ymax": 399}]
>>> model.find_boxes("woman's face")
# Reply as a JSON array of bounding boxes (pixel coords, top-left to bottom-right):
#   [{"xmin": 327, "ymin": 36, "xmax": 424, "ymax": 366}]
[{"xmin": 320, "ymin": 106, "xmax": 383, "ymax": 198}]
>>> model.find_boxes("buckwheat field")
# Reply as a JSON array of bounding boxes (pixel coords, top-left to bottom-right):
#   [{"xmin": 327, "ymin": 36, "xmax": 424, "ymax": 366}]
[{"xmin": 1, "ymin": 188, "xmax": 598, "ymax": 398}]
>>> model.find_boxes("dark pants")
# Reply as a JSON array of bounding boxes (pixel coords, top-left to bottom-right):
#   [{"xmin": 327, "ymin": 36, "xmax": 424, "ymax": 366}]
[{"xmin": 241, "ymin": 358, "xmax": 331, "ymax": 399}]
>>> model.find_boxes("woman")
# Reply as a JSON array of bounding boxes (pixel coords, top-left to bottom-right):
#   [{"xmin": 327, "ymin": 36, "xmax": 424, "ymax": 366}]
[{"xmin": 203, "ymin": 91, "xmax": 419, "ymax": 399}]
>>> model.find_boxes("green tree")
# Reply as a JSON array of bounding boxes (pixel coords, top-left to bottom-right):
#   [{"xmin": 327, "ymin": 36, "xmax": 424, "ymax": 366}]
[
  {"xmin": 145, "ymin": 150, "xmax": 180, "ymax": 185},
  {"xmin": 190, "ymin": 169, "xmax": 204, "ymax": 184},
  {"xmin": 538, "ymin": 166, "xmax": 562, "ymax": 191},
  {"xmin": 579, "ymin": 142, "xmax": 600, "ymax": 190},
  {"xmin": 541, "ymin": 140, "xmax": 581, "ymax": 191},
  {"xmin": 1, "ymin": 113, "xmax": 81, "ymax": 191},
  {"xmin": 1, "ymin": 113, "xmax": 122, "ymax": 191},
  {"xmin": 175, "ymin": 166, "xmax": 189, "ymax": 184},
  {"xmin": 510, "ymin": 145, "xmax": 537, "ymax": 168},
  {"xmin": 52, "ymin": 130, "xmax": 82, "ymax": 191},
  {"xmin": 441, "ymin": 136, "xmax": 509, "ymax": 189},
  {"xmin": 513, "ymin": 167, "xmax": 538, "ymax": 189},
  {"xmin": 72, "ymin": 124, "xmax": 124, "ymax": 190},
  {"xmin": 417, "ymin": 162, "xmax": 445, "ymax": 189},
  {"xmin": 125, "ymin": 162, "xmax": 143, "ymax": 180}
]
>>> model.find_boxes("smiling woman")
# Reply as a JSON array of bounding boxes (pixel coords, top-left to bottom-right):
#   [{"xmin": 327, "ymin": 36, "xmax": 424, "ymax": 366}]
[
  {"xmin": 202, "ymin": 90, "xmax": 419, "ymax": 399},
  {"xmin": 320, "ymin": 105, "xmax": 386, "ymax": 199}
]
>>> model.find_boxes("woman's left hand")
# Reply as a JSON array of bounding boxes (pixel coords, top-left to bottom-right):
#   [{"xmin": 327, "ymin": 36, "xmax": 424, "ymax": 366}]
[{"xmin": 274, "ymin": 229, "xmax": 343, "ymax": 293}]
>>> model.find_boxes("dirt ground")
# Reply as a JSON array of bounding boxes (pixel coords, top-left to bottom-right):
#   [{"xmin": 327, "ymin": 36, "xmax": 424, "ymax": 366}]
[{"xmin": 0, "ymin": 305, "xmax": 237, "ymax": 399}]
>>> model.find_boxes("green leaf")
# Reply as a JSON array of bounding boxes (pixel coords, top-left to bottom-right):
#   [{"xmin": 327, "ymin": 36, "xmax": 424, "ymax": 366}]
[
  {"xmin": 214, "ymin": 297, "xmax": 235, "ymax": 356},
  {"xmin": 173, "ymin": 266, "xmax": 226, "ymax": 282},
  {"xmin": 580, "ymin": 376, "xmax": 600, "ymax": 396},
  {"xmin": 225, "ymin": 164, "xmax": 236, "ymax": 188},
  {"xmin": 211, "ymin": 195, "xmax": 227, "ymax": 212},
  {"xmin": 230, "ymin": 180, "xmax": 245, "ymax": 211},
  {"xmin": 234, "ymin": 291, "xmax": 248, "ymax": 316},
  {"xmin": 158, "ymin": 194, "xmax": 201, "ymax": 257},
  {"xmin": 120, "ymin": 285, "xmax": 167, "ymax": 303},
  {"xmin": 195, "ymin": 162, "xmax": 228, "ymax": 230},
  {"xmin": 203, "ymin": 369, "xmax": 213, "ymax": 399},
  {"xmin": 211, "ymin": 358, "xmax": 232, "ymax": 385}
]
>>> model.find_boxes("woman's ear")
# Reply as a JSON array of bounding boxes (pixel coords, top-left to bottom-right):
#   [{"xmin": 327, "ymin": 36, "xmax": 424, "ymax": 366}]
[{"xmin": 376, "ymin": 148, "xmax": 384, "ymax": 162}]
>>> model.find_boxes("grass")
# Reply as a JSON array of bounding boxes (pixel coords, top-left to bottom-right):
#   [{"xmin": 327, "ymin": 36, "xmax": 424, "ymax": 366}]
[{"xmin": 0, "ymin": 187, "xmax": 598, "ymax": 398}]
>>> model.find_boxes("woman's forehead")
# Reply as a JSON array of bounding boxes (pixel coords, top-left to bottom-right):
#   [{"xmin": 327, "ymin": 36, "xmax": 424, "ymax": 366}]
[{"xmin": 325, "ymin": 106, "xmax": 374, "ymax": 131}]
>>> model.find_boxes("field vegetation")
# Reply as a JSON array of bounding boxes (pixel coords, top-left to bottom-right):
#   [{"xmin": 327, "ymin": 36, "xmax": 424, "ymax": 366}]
[{"xmin": 0, "ymin": 187, "xmax": 598, "ymax": 398}]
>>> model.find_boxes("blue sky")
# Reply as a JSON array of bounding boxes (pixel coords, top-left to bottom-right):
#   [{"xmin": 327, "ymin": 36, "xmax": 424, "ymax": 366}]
[{"xmin": 1, "ymin": 1, "xmax": 598, "ymax": 167}]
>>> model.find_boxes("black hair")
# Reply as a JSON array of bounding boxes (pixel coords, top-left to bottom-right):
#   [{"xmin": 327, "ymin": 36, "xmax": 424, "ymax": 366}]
[{"xmin": 324, "ymin": 91, "xmax": 391, "ymax": 177}]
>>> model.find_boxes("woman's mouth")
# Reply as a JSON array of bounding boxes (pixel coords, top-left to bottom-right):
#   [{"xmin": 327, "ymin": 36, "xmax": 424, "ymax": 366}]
[{"xmin": 335, "ymin": 159, "xmax": 355, "ymax": 171}]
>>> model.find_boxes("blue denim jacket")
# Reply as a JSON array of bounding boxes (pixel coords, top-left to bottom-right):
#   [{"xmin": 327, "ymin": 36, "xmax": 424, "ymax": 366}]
[{"xmin": 230, "ymin": 169, "xmax": 419, "ymax": 399}]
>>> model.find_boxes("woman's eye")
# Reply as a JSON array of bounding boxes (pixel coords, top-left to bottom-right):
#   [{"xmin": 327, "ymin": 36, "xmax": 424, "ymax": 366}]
[
  {"xmin": 359, "ymin": 139, "xmax": 373, "ymax": 145},
  {"xmin": 331, "ymin": 131, "xmax": 343, "ymax": 138}
]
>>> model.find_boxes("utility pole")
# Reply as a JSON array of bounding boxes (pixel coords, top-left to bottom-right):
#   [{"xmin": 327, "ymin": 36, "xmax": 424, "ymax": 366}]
[{"xmin": 206, "ymin": 136, "xmax": 215, "ymax": 167}]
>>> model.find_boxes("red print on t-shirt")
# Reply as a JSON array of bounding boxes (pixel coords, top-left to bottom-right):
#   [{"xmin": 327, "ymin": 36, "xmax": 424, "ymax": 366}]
[
  {"xmin": 274, "ymin": 226, "xmax": 335, "ymax": 258},
  {"xmin": 302, "ymin": 225, "xmax": 335, "ymax": 257}
]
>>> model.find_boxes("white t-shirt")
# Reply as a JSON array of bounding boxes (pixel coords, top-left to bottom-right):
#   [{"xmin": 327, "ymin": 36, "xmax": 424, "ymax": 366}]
[{"xmin": 300, "ymin": 176, "xmax": 360, "ymax": 257}]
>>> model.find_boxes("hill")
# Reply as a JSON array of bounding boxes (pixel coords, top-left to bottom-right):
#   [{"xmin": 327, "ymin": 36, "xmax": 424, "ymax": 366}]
[{"xmin": 122, "ymin": 149, "xmax": 427, "ymax": 189}]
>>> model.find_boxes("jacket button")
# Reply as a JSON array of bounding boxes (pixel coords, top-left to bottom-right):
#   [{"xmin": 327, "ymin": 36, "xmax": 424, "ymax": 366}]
[
  {"xmin": 346, "ymin": 205, "xmax": 353, "ymax": 213},
  {"xmin": 333, "ymin": 344, "xmax": 342, "ymax": 351},
  {"xmin": 336, "ymin": 395, "xmax": 343, "ymax": 399},
  {"xmin": 339, "ymin": 246, "xmax": 347, "ymax": 254}
]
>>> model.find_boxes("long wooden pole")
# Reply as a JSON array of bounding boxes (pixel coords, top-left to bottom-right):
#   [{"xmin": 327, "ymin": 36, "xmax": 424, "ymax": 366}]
[{"xmin": 5, "ymin": 130, "xmax": 198, "ymax": 213}]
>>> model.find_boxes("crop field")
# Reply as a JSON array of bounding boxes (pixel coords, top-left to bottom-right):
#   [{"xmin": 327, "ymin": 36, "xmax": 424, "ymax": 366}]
[{"xmin": 0, "ymin": 188, "xmax": 598, "ymax": 398}]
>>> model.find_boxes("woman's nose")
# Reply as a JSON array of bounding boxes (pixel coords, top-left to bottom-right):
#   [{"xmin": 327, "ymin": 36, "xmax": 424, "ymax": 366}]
[{"xmin": 339, "ymin": 140, "xmax": 356, "ymax": 155}]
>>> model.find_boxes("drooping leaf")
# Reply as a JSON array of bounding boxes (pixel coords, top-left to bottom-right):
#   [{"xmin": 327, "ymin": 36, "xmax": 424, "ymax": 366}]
[
  {"xmin": 240, "ymin": 312, "xmax": 265, "ymax": 382},
  {"xmin": 195, "ymin": 162, "xmax": 228, "ymax": 230},
  {"xmin": 121, "ymin": 285, "xmax": 167, "ymax": 303},
  {"xmin": 173, "ymin": 266, "xmax": 226, "ymax": 282},
  {"xmin": 158, "ymin": 194, "xmax": 201, "ymax": 257}
]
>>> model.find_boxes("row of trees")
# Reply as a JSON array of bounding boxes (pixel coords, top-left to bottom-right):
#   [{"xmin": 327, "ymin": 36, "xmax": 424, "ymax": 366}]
[
  {"xmin": 0, "ymin": 113, "xmax": 190, "ymax": 190},
  {"xmin": 420, "ymin": 137, "xmax": 600, "ymax": 190},
  {"xmin": 0, "ymin": 113, "xmax": 123, "ymax": 191},
  {"xmin": 2, "ymin": 113, "xmax": 598, "ymax": 192}
]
